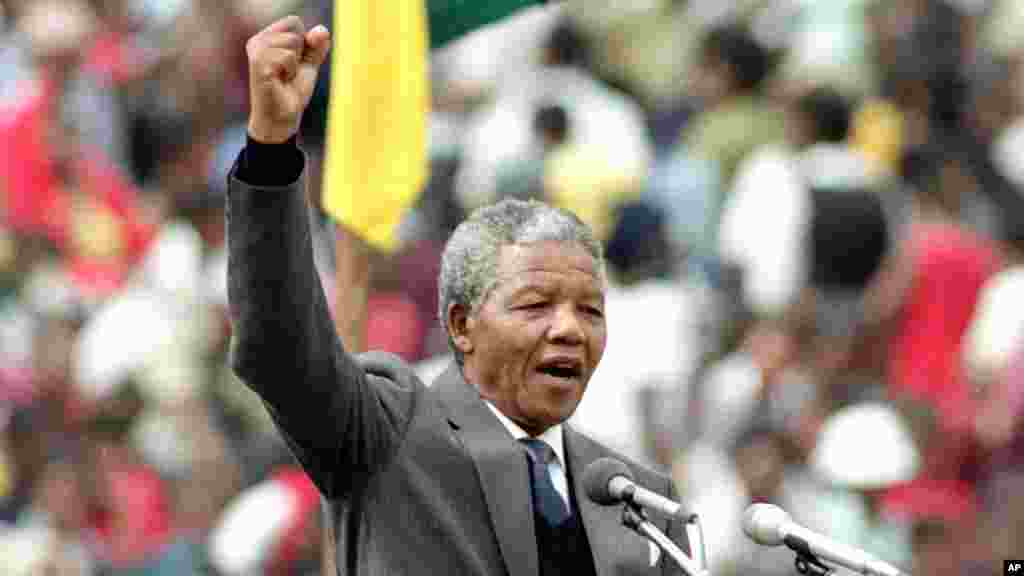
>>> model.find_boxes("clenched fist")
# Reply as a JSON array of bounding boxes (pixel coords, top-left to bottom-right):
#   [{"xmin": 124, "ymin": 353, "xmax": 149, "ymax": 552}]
[{"xmin": 246, "ymin": 16, "xmax": 331, "ymax": 144}]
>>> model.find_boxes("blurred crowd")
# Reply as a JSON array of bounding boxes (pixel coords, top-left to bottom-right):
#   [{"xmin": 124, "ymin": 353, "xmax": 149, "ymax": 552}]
[{"xmin": 0, "ymin": 0, "xmax": 1022, "ymax": 575}]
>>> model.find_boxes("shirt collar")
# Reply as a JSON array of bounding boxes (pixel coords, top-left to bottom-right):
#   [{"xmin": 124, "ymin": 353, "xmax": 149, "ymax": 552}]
[{"xmin": 484, "ymin": 400, "xmax": 566, "ymax": 469}]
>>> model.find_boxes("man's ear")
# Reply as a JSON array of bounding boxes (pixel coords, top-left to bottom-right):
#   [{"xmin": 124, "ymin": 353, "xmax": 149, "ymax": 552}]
[{"xmin": 446, "ymin": 303, "xmax": 474, "ymax": 356}]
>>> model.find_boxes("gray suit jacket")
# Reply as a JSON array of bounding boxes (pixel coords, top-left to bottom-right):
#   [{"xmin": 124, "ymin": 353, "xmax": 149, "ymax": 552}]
[{"xmin": 226, "ymin": 160, "xmax": 689, "ymax": 575}]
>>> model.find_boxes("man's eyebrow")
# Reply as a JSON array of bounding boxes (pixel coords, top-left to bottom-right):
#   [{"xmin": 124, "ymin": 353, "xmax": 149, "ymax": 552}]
[
  {"xmin": 503, "ymin": 281, "xmax": 604, "ymax": 301},
  {"xmin": 505, "ymin": 283, "xmax": 550, "ymax": 298}
]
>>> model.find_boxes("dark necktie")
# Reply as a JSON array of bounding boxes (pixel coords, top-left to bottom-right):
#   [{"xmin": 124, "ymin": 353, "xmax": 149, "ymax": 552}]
[{"xmin": 520, "ymin": 438, "xmax": 572, "ymax": 526}]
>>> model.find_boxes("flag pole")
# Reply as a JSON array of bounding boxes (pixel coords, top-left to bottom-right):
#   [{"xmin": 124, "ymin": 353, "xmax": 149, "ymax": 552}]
[{"xmin": 333, "ymin": 225, "xmax": 370, "ymax": 354}]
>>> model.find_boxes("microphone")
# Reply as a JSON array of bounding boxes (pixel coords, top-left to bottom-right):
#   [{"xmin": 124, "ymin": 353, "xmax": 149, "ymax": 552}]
[
  {"xmin": 742, "ymin": 503, "xmax": 908, "ymax": 576},
  {"xmin": 582, "ymin": 458, "xmax": 695, "ymax": 523}
]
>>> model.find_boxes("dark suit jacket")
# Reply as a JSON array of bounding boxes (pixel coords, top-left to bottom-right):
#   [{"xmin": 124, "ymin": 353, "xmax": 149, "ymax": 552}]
[{"xmin": 226, "ymin": 159, "xmax": 689, "ymax": 575}]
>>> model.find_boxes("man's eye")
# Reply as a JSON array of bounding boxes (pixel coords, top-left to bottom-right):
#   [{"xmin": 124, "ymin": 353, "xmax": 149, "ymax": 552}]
[
  {"xmin": 582, "ymin": 306, "xmax": 604, "ymax": 318},
  {"xmin": 517, "ymin": 301, "xmax": 548, "ymax": 310}
]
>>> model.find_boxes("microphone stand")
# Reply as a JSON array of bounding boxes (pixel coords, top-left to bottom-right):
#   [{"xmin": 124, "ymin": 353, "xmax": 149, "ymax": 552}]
[
  {"xmin": 685, "ymin": 513, "xmax": 709, "ymax": 569},
  {"xmin": 621, "ymin": 503, "xmax": 710, "ymax": 576},
  {"xmin": 792, "ymin": 551, "xmax": 835, "ymax": 576}
]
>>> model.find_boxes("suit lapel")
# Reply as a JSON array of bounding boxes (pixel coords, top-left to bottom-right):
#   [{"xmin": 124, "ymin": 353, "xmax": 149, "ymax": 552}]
[
  {"xmin": 566, "ymin": 427, "xmax": 652, "ymax": 576},
  {"xmin": 435, "ymin": 365, "xmax": 539, "ymax": 576}
]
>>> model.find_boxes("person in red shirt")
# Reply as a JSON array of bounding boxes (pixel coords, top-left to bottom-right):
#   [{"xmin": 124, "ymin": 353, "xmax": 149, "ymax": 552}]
[{"xmin": 0, "ymin": 0, "xmax": 154, "ymax": 298}]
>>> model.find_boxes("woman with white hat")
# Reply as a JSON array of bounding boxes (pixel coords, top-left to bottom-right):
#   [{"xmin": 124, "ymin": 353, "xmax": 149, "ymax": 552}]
[{"xmin": 808, "ymin": 402, "xmax": 920, "ymax": 573}]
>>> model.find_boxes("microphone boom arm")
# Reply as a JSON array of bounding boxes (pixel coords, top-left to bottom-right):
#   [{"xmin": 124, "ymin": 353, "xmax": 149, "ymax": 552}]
[
  {"xmin": 793, "ymin": 548, "xmax": 836, "ymax": 576},
  {"xmin": 621, "ymin": 504, "xmax": 710, "ymax": 576},
  {"xmin": 685, "ymin": 514, "xmax": 708, "ymax": 569}
]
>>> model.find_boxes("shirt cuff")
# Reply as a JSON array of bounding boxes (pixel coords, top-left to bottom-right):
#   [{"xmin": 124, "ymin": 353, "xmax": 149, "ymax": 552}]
[{"xmin": 235, "ymin": 135, "xmax": 304, "ymax": 186}]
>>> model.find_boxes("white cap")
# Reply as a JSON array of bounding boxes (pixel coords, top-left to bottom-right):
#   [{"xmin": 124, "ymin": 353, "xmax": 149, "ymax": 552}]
[
  {"xmin": 72, "ymin": 289, "xmax": 177, "ymax": 402},
  {"xmin": 208, "ymin": 480, "xmax": 293, "ymax": 575},
  {"xmin": 810, "ymin": 402, "xmax": 920, "ymax": 490},
  {"xmin": 208, "ymin": 470, "xmax": 319, "ymax": 575},
  {"xmin": 963, "ymin": 267, "xmax": 1024, "ymax": 384},
  {"xmin": 139, "ymin": 221, "xmax": 205, "ymax": 301}
]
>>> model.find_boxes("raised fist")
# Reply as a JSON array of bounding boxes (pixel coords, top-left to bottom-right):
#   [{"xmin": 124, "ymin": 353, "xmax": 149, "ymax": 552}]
[{"xmin": 246, "ymin": 16, "xmax": 330, "ymax": 144}]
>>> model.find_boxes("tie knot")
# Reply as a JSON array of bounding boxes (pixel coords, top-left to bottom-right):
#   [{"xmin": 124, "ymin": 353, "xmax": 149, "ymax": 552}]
[{"xmin": 520, "ymin": 438, "xmax": 557, "ymax": 466}]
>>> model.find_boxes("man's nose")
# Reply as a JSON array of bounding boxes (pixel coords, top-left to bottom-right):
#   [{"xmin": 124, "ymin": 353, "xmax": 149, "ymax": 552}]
[{"xmin": 547, "ymin": 304, "xmax": 585, "ymax": 344}]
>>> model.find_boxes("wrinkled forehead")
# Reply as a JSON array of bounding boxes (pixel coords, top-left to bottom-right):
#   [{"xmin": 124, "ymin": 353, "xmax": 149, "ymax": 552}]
[{"xmin": 494, "ymin": 241, "xmax": 605, "ymax": 290}]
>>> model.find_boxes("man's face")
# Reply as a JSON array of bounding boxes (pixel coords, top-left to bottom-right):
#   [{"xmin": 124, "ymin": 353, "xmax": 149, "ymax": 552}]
[
  {"xmin": 690, "ymin": 57, "xmax": 729, "ymax": 108},
  {"xmin": 452, "ymin": 241, "xmax": 606, "ymax": 435}
]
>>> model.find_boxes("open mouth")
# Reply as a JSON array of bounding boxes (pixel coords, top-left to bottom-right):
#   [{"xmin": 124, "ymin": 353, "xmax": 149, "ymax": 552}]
[{"xmin": 536, "ymin": 359, "xmax": 583, "ymax": 382}]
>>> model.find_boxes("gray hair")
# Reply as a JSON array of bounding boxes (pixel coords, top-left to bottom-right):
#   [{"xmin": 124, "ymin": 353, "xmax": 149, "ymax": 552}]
[{"xmin": 438, "ymin": 198, "xmax": 605, "ymax": 363}]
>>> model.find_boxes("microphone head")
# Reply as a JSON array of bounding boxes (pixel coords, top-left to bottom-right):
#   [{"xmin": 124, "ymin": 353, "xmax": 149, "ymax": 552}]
[
  {"xmin": 582, "ymin": 457, "xmax": 634, "ymax": 505},
  {"xmin": 742, "ymin": 503, "xmax": 791, "ymax": 546}
]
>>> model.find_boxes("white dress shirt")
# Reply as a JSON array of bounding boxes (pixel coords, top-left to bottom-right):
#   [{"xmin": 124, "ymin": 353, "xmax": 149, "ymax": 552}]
[{"xmin": 485, "ymin": 401, "xmax": 571, "ymax": 509}]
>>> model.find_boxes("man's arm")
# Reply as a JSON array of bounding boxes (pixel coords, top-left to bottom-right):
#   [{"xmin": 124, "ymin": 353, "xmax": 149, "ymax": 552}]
[
  {"xmin": 428, "ymin": 0, "xmax": 548, "ymax": 48},
  {"xmin": 228, "ymin": 17, "xmax": 413, "ymax": 499}
]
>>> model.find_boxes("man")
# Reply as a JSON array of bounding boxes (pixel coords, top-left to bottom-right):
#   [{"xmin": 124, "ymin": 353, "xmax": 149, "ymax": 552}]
[
  {"xmin": 682, "ymin": 24, "xmax": 785, "ymax": 231},
  {"xmin": 227, "ymin": 15, "xmax": 688, "ymax": 576}
]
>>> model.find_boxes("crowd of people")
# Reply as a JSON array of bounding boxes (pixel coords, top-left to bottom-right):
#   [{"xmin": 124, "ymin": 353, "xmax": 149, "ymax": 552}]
[{"xmin": 0, "ymin": 0, "xmax": 1021, "ymax": 574}]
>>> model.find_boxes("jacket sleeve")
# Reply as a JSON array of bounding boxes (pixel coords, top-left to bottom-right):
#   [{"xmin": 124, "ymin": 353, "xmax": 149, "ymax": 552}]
[
  {"xmin": 226, "ymin": 149, "xmax": 416, "ymax": 500},
  {"xmin": 428, "ymin": 0, "xmax": 546, "ymax": 48}
]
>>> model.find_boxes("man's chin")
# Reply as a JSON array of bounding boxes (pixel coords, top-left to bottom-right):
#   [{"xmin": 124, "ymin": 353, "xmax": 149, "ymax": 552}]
[
  {"xmin": 517, "ymin": 402, "xmax": 578, "ymax": 435},
  {"xmin": 539, "ymin": 395, "xmax": 585, "ymax": 428},
  {"xmin": 517, "ymin": 375, "xmax": 588, "ymax": 431}
]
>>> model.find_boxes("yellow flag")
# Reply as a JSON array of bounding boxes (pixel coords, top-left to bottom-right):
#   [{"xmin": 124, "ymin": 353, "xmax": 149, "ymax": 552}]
[{"xmin": 322, "ymin": 0, "xmax": 429, "ymax": 252}]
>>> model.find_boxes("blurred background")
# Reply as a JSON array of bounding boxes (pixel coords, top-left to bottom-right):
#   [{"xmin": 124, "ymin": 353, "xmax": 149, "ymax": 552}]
[{"xmin": 0, "ymin": 0, "xmax": 1022, "ymax": 574}]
